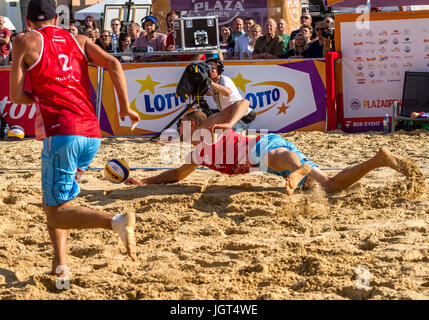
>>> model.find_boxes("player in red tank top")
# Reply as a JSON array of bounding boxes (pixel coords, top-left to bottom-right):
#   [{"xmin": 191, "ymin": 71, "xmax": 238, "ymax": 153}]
[{"xmin": 9, "ymin": 0, "xmax": 140, "ymax": 276}]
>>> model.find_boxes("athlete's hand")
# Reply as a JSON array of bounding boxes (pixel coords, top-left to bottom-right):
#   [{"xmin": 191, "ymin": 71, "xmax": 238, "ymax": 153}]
[
  {"xmin": 210, "ymin": 121, "xmax": 233, "ymax": 132},
  {"xmin": 124, "ymin": 177, "xmax": 147, "ymax": 186},
  {"xmin": 120, "ymin": 109, "xmax": 140, "ymax": 123}
]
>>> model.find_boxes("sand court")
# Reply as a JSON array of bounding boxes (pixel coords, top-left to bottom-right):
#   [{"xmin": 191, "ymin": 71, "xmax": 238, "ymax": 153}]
[{"xmin": 0, "ymin": 129, "xmax": 428, "ymax": 300}]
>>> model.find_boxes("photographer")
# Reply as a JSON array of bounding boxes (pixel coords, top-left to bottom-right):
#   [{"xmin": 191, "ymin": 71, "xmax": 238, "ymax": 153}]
[
  {"xmin": 204, "ymin": 58, "xmax": 254, "ymax": 132},
  {"xmin": 305, "ymin": 21, "xmax": 333, "ymax": 58}
]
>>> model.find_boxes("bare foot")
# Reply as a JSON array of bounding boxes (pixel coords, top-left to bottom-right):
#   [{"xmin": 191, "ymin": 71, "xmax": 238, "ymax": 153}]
[
  {"xmin": 51, "ymin": 256, "xmax": 68, "ymax": 276},
  {"xmin": 112, "ymin": 213, "xmax": 137, "ymax": 261},
  {"xmin": 378, "ymin": 147, "xmax": 409, "ymax": 176},
  {"xmin": 285, "ymin": 163, "xmax": 312, "ymax": 195}
]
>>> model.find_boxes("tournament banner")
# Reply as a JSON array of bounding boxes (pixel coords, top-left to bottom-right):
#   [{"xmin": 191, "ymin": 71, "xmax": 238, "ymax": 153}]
[
  {"xmin": 170, "ymin": 0, "xmax": 267, "ymax": 28},
  {"xmin": 335, "ymin": 10, "xmax": 429, "ymax": 132},
  {"xmin": 97, "ymin": 59, "xmax": 327, "ymax": 136}
]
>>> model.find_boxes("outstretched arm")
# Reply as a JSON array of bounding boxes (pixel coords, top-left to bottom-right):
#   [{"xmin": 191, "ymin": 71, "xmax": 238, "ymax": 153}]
[{"xmin": 125, "ymin": 163, "xmax": 198, "ymax": 186}]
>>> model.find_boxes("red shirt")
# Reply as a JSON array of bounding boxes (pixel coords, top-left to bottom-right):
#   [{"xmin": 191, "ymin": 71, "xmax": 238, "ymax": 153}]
[
  {"xmin": 0, "ymin": 27, "xmax": 11, "ymax": 55},
  {"xmin": 192, "ymin": 129, "xmax": 260, "ymax": 175},
  {"xmin": 28, "ymin": 26, "xmax": 101, "ymax": 140}
]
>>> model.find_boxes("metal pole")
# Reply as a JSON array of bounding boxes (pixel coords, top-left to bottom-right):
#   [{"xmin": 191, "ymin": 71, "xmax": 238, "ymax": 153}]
[{"xmin": 95, "ymin": 66, "xmax": 104, "ymax": 120}]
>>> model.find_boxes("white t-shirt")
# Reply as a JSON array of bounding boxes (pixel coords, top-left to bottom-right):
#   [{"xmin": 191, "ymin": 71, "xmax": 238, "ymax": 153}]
[
  {"xmin": 209, "ymin": 75, "xmax": 252, "ymax": 115},
  {"xmin": 234, "ymin": 33, "xmax": 251, "ymax": 59}
]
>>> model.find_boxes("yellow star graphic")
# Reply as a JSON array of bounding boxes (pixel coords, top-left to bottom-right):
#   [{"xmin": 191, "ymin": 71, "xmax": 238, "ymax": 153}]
[
  {"xmin": 277, "ymin": 103, "xmax": 289, "ymax": 115},
  {"xmin": 230, "ymin": 73, "xmax": 252, "ymax": 93},
  {"xmin": 136, "ymin": 75, "xmax": 161, "ymax": 95}
]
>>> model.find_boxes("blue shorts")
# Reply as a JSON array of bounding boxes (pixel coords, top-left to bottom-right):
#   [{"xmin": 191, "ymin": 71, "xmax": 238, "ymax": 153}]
[
  {"xmin": 42, "ymin": 135, "xmax": 101, "ymax": 206},
  {"xmin": 250, "ymin": 134, "xmax": 317, "ymax": 186}
]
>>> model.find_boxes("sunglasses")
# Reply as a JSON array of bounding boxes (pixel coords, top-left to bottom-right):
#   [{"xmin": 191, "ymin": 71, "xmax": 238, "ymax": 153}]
[
  {"xmin": 101, "ymin": 35, "xmax": 110, "ymax": 38},
  {"xmin": 301, "ymin": 16, "xmax": 311, "ymax": 20}
]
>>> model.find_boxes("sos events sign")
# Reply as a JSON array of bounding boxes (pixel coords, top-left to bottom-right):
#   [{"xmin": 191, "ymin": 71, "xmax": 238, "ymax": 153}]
[
  {"xmin": 0, "ymin": 67, "xmax": 36, "ymax": 136},
  {"xmin": 98, "ymin": 59, "xmax": 327, "ymax": 136}
]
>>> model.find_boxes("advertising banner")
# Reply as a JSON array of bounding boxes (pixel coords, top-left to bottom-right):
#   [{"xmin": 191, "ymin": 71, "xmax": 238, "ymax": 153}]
[
  {"xmin": 170, "ymin": 0, "xmax": 267, "ymax": 28},
  {"xmin": 0, "ymin": 67, "xmax": 36, "ymax": 136},
  {"xmin": 99, "ymin": 59, "xmax": 326, "ymax": 136},
  {"xmin": 335, "ymin": 11, "xmax": 429, "ymax": 132}
]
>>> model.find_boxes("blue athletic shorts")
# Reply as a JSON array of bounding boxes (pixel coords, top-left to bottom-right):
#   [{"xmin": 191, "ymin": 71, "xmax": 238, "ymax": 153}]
[
  {"xmin": 42, "ymin": 135, "xmax": 101, "ymax": 206},
  {"xmin": 250, "ymin": 134, "xmax": 317, "ymax": 186}
]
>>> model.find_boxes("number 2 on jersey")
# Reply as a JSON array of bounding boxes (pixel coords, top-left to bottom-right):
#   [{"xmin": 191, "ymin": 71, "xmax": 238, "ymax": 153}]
[{"xmin": 58, "ymin": 54, "xmax": 73, "ymax": 72}]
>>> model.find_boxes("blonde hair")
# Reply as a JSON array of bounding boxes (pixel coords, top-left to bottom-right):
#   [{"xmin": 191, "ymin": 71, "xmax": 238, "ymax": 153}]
[{"xmin": 184, "ymin": 111, "xmax": 207, "ymax": 127}]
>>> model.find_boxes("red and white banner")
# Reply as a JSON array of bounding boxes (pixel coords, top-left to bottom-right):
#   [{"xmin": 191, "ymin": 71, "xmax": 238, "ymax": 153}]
[{"xmin": 0, "ymin": 67, "xmax": 36, "ymax": 136}]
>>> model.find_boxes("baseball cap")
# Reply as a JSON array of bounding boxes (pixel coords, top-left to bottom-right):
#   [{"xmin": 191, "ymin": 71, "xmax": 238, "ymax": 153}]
[{"xmin": 27, "ymin": 0, "xmax": 57, "ymax": 22}]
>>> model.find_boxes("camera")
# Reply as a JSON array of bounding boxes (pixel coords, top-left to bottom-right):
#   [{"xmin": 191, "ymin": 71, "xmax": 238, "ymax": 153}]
[{"xmin": 322, "ymin": 28, "xmax": 335, "ymax": 40}]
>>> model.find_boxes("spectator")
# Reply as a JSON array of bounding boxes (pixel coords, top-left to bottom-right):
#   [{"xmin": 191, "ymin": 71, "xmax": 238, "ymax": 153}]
[
  {"xmin": 290, "ymin": 13, "xmax": 313, "ymax": 40},
  {"xmin": 277, "ymin": 18, "xmax": 290, "ymax": 56},
  {"xmin": 85, "ymin": 28, "xmax": 97, "ymax": 43},
  {"xmin": 242, "ymin": 24, "xmax": 262, "ymax": 59},
  {"xmin": 165, "ymin": 10, "xmax": 180, "ymax": 51},
  {"xmin": 305, "ymin": 21, "xmax": 332, "ymax": 58},
  {"xmin": 371, "ymin": 7, "xmax": 381, "ymax": 13},
  {"xmin": 299, "ymin": 25, "xmax": 313, "ymax": 45},
  {"xmin": 0, "ymin": 16, "xmax": 11, "ymax": 65},
  {"xmin": 118, "ymin": 33, "xmax": 133, "ymax": 63},
  {"xmin": 69, "ymin": 23, "xmax": 78, "ymax": 36},
  {"xmin": 134, "ymin": 16, "xmax": 167, "ymax": 62},
  {"xmin": 110, "ymin": 18, "xmax": 121, "ymax": 52},
  {"xmin": 233, "ymin": 17, "xmax": 255, "ymax": 60},
  {"xmin": 80, "ymin": 15, "xmax": 97, "ymax": 33},
  {"xmin": 282, "ymin": 33, "xmax": 307, "ymax": 59},
  {"xmin": 323, "ymin": 16, "xmax": 334, "ymax": 27},
  {"xmin": 252, "ymin": 18, "xmax": 284, "ymax": 59},
  {"xmin": 219, "ymin": 25, "xmax": 235, "ymax": 59},
  {"xmin": 398, "ymin": 6, "xmax": 407, "ymax": 11},
  {"xmin": 97, "ymin": 30, "xmax": 113, "ymax": 52},
  {"xmin": 127, "ymin": 22, "xmax": 141, "ymax": 46},
  {"xmin": 94, "ymin": 28, "xmax": 100, "ymax": 40},
  {"xmin": 231, "ymin": 17, "xmax": 244, "ymax": 41}
]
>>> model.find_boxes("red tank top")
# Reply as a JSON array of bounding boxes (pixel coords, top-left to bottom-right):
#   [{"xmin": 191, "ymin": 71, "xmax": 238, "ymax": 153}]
[
  {"xmin": 192, "ymin": 129, "xmax": 260, "ymax": 175},
  {"xmin": 28, "ymin": 26, "xmax": 101, "ymax": 139}
]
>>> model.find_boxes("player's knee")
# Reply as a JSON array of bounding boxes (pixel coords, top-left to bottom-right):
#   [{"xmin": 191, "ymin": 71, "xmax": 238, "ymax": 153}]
[{"xmin": 45, "ymin": 207, "xmax": 64, "ymax": 228}]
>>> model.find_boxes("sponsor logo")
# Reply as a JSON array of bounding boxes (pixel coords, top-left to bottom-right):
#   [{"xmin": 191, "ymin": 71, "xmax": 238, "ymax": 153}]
[
  {"xmin": 378, "ymin": 71, "xmax": 386, "ymax": 77},
  {"xmin": 366, "ymin": 49, "xmax": 375, "ymax": 54},
  {"xmin": 349, "ymin": 99, "xmax": 361, "ymax": 110},
  {"xmin": 390, "ymin": 71, "xmax": 400, "ymax": 76},
  {"xmin": 378, "ymin": 56, "xmax": 389, "ymax": 62},
  {"xmin": 392, "ymin": 38, "xmax": 399, "ymax": 45},
  {"xmin": 368, "ymin": 63, "xmax": 376, "ymax": 69},
  {"xmin": 425, "ymin": 45, "xmax": 429, "ymax": 52},
  {"xmin": 354, "ymin": 57, "xmax": 364, "ymax": 62},
  {"xmin": 378, "ymin": 39, "xmax": 388, "ymax": 45},
  {"xmin": 391, "ymin": 63, "xmax": 399, "ymax": 69},
  {"xmin": 366, "ymin": 31, "xmax": 374, "ymax": 37},
  {"xmin": 365, "ymin": 41, "xmax": 377, "ymax": 46},
  {"xmin": 371, "ymin": 80, "xmax": 383, "ymax": 84},
  {"xmin": 378, "ymin": 47, "xmax": 387, "ymax": 53},
  {"xmin": 403, "ymin": 37, "xmax": 411, "ymax": 43},
  {"xmin": 424, "ymin": 54, "xmax": 429, "ymax": 59},
  {"xmin": 356, "ymin": 64, "xmax": 364, "ymax": 71},
  {"xmin": 379, "ymin": 31, "xmax": 388, "ymax": 36},
  {"xmin": 353, "ymin": 32, "xmax": 363, "ymax": 37},
  {"xmin": 389, "ymin": 56, "xmax": 401, "ymax": 60},
  {"xmin": 404, "ymin": 55, "xmax": 413, "ymax": 59},
  {"xmin": 424, "ymin": 39, "xmax": 429, "ymax": 43},
  {"xmin": 391, "ymin": 30, "xmax": 401, "ymax": 35},
  {"xmin": 355, "ymin": 71, "xmax": 365, "ymax": 77},
  {"xmin": 404, "ymin": 29, "xmax": 411, "ymax": 35},
  {"xmin": 353, "ymin": 42, "xmax": 363, "ymax": 46},
  {"xmin": 403, "ymin": 62, "xmax": 413, "ymax": 68},
  {"xmin": 363, "ymin": 99, "xmax": 398, "ymax": 109},
  {"xmin": 369, "ymin": 71, "xmax": 375, "ymax": 78},
  {"xmin": 366, "ymin": 57, "xmax": 376, "ymax": 62},
  {"xmin": 353, "ymin": 48, "xmax": 362, "ymax": 54},
  {"xmin": 404, "ymin": 46, "xmax": 411, "ymax": 53},
  {"xmin": 391, "ymin": 47, "xmax": 400, "ymax": 53}
]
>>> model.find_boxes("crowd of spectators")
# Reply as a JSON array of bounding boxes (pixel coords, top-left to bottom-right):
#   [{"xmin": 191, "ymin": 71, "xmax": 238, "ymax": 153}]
[{"xmin": 0, "ymin": 10, "xmax": 339, "ymax": 66}]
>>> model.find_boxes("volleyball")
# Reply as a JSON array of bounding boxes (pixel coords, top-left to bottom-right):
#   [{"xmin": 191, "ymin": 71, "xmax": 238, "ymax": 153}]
[
  {"xmin": 104, "ymin": 159, "xmax": 130, "ymax": 183},
  {"xmin": 8, "ymin": 125, "xmax": 25, "ymax": 140}
]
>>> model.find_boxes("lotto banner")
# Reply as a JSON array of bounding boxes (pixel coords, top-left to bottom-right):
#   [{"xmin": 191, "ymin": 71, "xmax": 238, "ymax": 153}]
[
  {"xmin": 335, "ymin": 11, "xmax": 429, "ymax": 132},
  {"xmin": 98, "ymin": 59, "xmax": 326, "ymax": 136}
]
